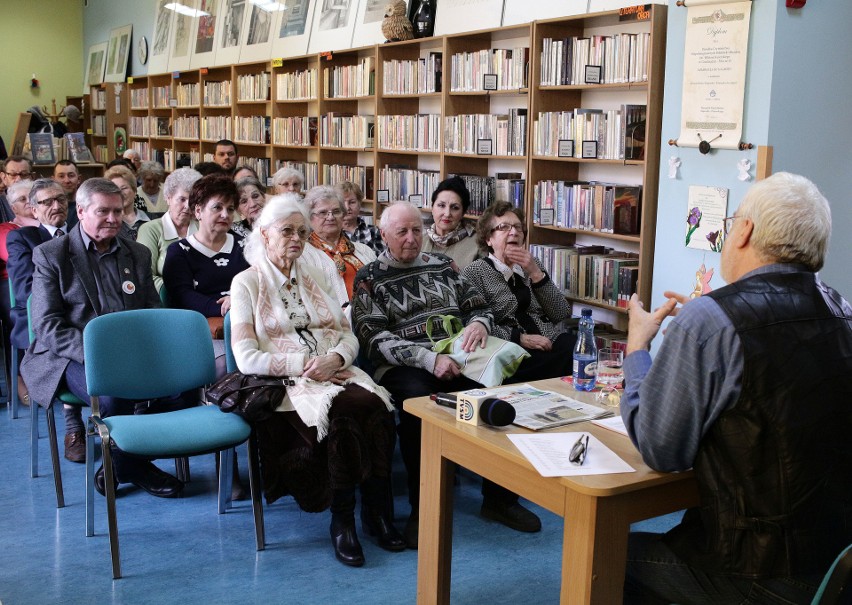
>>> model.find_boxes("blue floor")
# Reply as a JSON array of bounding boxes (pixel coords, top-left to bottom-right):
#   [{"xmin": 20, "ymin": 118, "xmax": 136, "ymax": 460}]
[{"xmin": 0, "ymin": 402, "xmax": 682, "ymax": 604}]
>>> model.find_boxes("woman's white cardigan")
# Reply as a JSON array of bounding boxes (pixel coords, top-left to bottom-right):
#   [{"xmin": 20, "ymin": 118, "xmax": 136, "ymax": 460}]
[{"xmin": 230, "ymin": 255, "xmax": 391, "ymax": 440}]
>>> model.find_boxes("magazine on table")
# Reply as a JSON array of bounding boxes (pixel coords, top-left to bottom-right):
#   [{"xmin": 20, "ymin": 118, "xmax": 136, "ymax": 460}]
[{"xmin": 486, "ymin": 383, "xmax": 614, "ymax": 431}]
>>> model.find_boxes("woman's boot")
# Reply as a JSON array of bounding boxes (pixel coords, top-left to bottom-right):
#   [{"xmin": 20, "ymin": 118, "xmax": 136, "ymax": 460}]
[
  {"xmin": 330, "ymin": 488, "xmax": 364, "ymax": 567},
  {"xmin": 360, "ymin": 476, "xmax": 406, "ymax": 552}
]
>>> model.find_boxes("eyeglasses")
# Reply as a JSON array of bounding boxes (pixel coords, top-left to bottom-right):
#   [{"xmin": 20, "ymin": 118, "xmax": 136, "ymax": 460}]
[
  {"xmin": 3, "ymin": 171, "xmax": 32, "ymax": 179},
  {"xmin": 491, "ymin": 222, "xmax": 525, "ymax": 234},
  {"xmin": 569, "ymin": 434, "xmax": 589, "ymax": 466},
  {"xmin": 722, "ymin": 215, "xmax": 739, "ymax": 235},
  {"xmin": 35, "ymin": 194, "xmax": 68, "ymax": 207},
  {"xmin": 295, "ymin": 327, "xmax": 318, "ymax": 356},
  {"xmin": 311, "ymin": 208, "xmax": 343, "ymax": 219},
  {"xmin": 277, "ymin": 226, "xmax": 309, "ymax": 240}
]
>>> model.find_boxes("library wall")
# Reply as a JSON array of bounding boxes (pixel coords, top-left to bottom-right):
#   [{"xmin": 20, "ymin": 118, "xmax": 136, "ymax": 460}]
[
  {"xmin": 82, "ymin": 0, "xmax": 154, "ymax": 81},
  {"xmin": 0, "ymin": 0, "xmax": 84, "ymax": 147},
  {"xmin": 769, "ymin": 2, "xmax": 852, "ymax": 300}
]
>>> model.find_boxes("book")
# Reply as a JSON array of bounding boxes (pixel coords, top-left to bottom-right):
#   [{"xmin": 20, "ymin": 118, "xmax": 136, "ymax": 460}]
[
  {"xmin": 64, "ymin": 133, "xmax": 94, "ymax": 163},
  {"xmin": 29, "ymin": 133, "xmax": 55, "ymax": 165}
]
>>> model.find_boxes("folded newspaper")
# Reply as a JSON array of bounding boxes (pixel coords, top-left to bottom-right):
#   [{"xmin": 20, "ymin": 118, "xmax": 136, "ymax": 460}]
[{"xmin": 486, "ymin": 383, "xmax": 614, "ymax": 431}]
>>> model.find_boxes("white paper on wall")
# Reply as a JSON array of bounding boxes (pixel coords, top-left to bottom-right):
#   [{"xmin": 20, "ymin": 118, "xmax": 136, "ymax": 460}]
[
  {"xmin": 308, "ymin": 0, "xmax": 362, "ymax": 54},
  {"xmin": 270, "ymin": 0, "xmax": 317, "ymax": 58},
  {"xmin": 435, "ymin": 0, "xmax": 503, "ymax": 37}
]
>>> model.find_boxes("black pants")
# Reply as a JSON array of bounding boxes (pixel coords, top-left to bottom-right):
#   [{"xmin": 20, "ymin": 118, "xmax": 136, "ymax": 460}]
[
  {"xmin": 506, "ymin": 332, "xmax": 575, "ymax": 384},
  {"xmin": 380, "ymin": 366, "xmax": 519, "ymax": 509}
]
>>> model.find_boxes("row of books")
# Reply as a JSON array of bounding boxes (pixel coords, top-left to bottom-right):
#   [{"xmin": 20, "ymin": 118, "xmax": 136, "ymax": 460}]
[
  {"xmin": 539, "ymin": 32, "xmax": 650, "ymax": 86},
  {"xmin": 376, "ymin": 114, "xmax": 441, "ymax": 152},
  {"xmin": 152, "ymin": 85, "xmax": 171, "ymax": 108},
  {"xmin": 130, "ymin": 141, "xmax": 150, "ymax": 160},
  {"xmin": 129, "ymin": 116, "xmax": 150, "ymax": 137},
  {"xmin": 449, "ymin": 47, "xmax": 529, "ymax": 91},
  {"xmin": 204, "ymin": 80, "xmax": 232, "ymax": 106},
  {"xmin": 272, "ymin": 116, "xmax": 318, "ymax": 147},
  {"xmin": 175, "ymin": 82, "xmax": 200, "ymax": 107},
  {"xmin": 93, "ymin": 144, "xmax": 109, "ymax": 163},
  {"xmin": 323, "ymin": 57, "xmax": 375, "ymax": 99},
  {"xmin": 174, "ymin": 116, "xmax": 200, "ymax": 139},
  {"xmin": 164, "ymin": 148, "xmax": 201, "ymax": 171},
  {"xmin": 276, "ymin": 160, "xmax": 319, "ymax": 189},
  {"xmin": 276, "ymin": 69, "xmax": 317, "ymax": 101},
  {"xmin": 495, "ymin": 172, "xmax": 525, "ymax": 208},
  {"xmin": 27, "ymin": 132, "xmax": 94, "ymax": 165},
  {"xmin": 532, "ymin": 104, "xmax": 646, "ymax": 160},
  {"xmin": 322, "ymin": 163, "xmax": 373, "ymax": 199},
  {"xmin": 237, "ymin": 72, "xmax": 270, "ymax": 102},
  {"xmin": 382, "ymin": 53, "xmax": 443, "ymax": 95},
  {"xmin": 377, "ymin": 165, "xmax": 441, "ymax": 205},
  {"xmin": 234, "ymin": 116, "xmax": 271, "ymax": 144},
  {"xmin": 448, "ymin": 173, "xmax": 496, "ymax": 216},
  {"xmin": 529, "ymin": 244, "xmax": 639, "ymax": 308},
  {"xmin": 92, "ymin": 89, "xmax": 107, "ymax": 111},
  {"xmin": 130, "ymin": 88, "xmax": 149, "ymax": 109},
  {"xmin": 533, "ymin": 180, "xmax": 641, "ymax": 234},
  {"xmin": 236, "ymin": 157, "xmax": 271, "ymax": 182},
  {"xmin": 443, "ymin": 110, "xmax": 527, "ymax": 156},
  {"xmin": 200, "ymin": 116, "xmax": 231, "ymax": 141},
  {"xmin": 92, "ymin": 115, "xmax": 107, "ymax": 136},
  {"xmin": 319, "ymin": 113, "xmax": 374, "ymax": 149}
]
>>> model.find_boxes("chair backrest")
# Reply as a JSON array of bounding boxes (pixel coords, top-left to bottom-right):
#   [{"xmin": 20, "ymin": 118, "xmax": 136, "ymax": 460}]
[
  {"xmin": 813, "ymin": 544, "xmax": 852, "ymax": 605},
  {"xmin": 83, "ymin": 308, "xmax": 216, "ymax": 399},
  {"xmin": 223, "ymin": 311, "xmax": 237, "ymax": 373},
  {"xmin": 159, "ymin": 284, "xmax": 169, "ymax": 308},
  {"xmin": 9, "ymin": 277, "xmax": 15, "ymax": 308}
]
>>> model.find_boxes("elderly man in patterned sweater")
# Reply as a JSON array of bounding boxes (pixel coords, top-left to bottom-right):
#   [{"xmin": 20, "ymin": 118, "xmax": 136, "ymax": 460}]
[{"xmin": 352, "ymin": 201, "xmax": 542, "ymax": 550}]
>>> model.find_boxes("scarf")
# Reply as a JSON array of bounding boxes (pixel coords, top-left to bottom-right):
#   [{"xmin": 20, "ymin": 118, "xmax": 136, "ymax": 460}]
[
  {"xmin": 309, "ymin": 232, "xmax": 365, "ymax": 275},
  {"xmin": 426, "ymin": 220, "xmax": 475, "ymax": 248}
]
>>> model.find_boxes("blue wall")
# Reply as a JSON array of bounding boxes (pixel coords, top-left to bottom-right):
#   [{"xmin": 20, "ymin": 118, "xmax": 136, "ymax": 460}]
[{"xmin": 83, "ymin": 0, "xmax": 155, "ymax": 79}]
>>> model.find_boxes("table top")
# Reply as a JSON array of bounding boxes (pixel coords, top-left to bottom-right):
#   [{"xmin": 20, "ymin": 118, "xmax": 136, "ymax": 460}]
[{"xmin": 404, "ymin": 377, "xmax": 694, "ymax": 499}]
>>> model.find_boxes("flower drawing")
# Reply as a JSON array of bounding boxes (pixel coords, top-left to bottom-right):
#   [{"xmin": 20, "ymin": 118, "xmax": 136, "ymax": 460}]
[
  {"xmin": 685, "ymin": 207, "xmax": 702, "ymax": 245},
  {"xmin": 707, "ymin": 229, "xmax": 723, "ymax": 252}
]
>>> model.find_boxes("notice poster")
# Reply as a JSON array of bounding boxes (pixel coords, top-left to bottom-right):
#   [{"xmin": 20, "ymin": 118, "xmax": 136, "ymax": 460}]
[
  {"xmin": 678, "ymin": 0, "xmax": 752, "ymax": 150},
  {"xmin": 685, "ymin": 185, "xmax": 728, "ymax": 252}
]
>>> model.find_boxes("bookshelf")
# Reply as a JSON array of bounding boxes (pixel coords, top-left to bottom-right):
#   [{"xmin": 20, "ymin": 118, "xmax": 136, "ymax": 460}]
[{"xmin": 88, "ymin": 6, "xmax": 665, "ymax": 329}]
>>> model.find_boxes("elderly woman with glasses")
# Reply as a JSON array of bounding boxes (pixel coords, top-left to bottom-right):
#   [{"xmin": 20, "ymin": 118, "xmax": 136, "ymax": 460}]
[
  {"xmin": 230, "ymin": 194, "xmax": 404, "ymax": 567},
  {"xmin": 105, "ymin": 165, "xmax": 150, "ymax": 240},
  {"xmin": 230, "ymin": 176, "xmax": 267, "ymax": 239},
  {"xmin": 462, "ymin": 201, "xmax": 574, "ymax": 382},
  {"xmin": 301, "ymin": 185, "xmax": 376, "ymax": 306},
  {"xmin": 271, "ymin": 166, "xmax": 305, "ymax": 197}
]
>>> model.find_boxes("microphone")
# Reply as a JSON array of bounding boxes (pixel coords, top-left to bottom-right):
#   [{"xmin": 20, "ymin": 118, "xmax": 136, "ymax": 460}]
[{"xmin": 430, "ymin": 392, "xmax": 516, "ymax": 427}]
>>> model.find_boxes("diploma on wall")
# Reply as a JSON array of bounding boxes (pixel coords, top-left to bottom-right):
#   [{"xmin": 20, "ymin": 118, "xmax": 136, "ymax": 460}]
[{"xmin": 676, "ymin": 0, "xmax": 752, "ymax": 151}]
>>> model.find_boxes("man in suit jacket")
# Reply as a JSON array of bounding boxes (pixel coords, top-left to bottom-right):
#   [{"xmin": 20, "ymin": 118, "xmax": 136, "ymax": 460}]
[
  {"xmin": 21, "ymin": 178, "xmax": 183, "ymax": 498},
  {"xmin": 7, "ymin": 179, "xmax": 77, "ymax": 456}
]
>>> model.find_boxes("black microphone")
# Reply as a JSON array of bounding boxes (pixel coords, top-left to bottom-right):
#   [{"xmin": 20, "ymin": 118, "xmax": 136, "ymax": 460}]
[{"xmin": 430, "ymin": 392, "xmax": 516, "ymax": 427}]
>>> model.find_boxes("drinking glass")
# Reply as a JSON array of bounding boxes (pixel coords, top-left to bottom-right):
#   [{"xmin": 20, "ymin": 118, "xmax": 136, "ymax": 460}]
[{"xmin": 596, "ymin": 348, "xmax": 624, "ymax": 386}]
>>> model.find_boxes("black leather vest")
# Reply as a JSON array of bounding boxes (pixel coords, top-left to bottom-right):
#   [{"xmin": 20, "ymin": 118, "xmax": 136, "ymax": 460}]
[{"xmin": 666, "ymin": 270, "xmax": 852, "ymax": 578}]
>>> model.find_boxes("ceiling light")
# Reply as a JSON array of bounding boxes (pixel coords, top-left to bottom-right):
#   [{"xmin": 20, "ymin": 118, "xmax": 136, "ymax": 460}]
[
  {"xmin": 164, "ymin": 3, "xmax": 211, "ymax": 17},
  {"xmin": 249, "ymin": 0, "xmax": 288, "ymax": 11}
]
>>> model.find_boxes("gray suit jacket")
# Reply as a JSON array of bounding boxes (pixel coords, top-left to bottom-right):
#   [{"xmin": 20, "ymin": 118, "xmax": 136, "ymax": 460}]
[{"xmin": 20, "ymin": 224, "xmax": 160, "ymax": 406}]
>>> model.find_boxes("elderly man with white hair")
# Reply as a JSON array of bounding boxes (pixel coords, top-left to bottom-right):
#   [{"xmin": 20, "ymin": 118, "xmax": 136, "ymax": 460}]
[{"xmin": 621, "ymin": 172, "xmax": 852, "ymax": 604}]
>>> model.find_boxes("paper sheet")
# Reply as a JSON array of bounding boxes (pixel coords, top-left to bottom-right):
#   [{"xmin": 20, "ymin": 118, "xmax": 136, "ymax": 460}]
[
  {"xmin": 508, "ymin": 432, "xmax": 635, "ymax": 477},
  {"xmin": 591, "ymin": 415, "xmax": 629, "ymax": 436}
]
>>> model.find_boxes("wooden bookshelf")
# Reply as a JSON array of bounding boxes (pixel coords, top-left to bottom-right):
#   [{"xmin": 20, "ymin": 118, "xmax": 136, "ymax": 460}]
[{"xmin": 86, "ymin": 7, "xmax": 666, "ymax": 328}]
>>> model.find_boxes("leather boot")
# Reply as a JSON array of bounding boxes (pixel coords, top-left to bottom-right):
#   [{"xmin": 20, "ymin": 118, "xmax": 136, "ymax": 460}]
[
  {"xmin": 231, "ymin": 452, "xmax": 246, "ymax": 501},
  {"xmin": 360, "ymin": 476, "xmax": 406, "ymax": 552},
  {"xmin": 330, "ymin": 489, "xmax": 364, "ymax": 567}
]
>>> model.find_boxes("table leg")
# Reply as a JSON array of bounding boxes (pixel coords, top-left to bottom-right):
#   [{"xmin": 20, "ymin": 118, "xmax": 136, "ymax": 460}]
[
  {"xmin": 561, "ymin": 491, "xmax": 630, "ymax": 604},
  {"xmin": 418, "ymin": 420, "xmax": 455, "ymax": 605}
]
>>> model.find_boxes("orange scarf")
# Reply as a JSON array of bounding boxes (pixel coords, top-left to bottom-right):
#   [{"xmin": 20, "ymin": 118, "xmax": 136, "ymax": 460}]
[{"xmin": 308, "ymin": 232, "xmax": 365, "ymax": 299}]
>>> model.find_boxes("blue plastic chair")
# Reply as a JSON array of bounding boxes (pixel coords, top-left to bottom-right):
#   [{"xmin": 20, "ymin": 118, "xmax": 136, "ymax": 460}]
[
  {"xmin": 26, "ymin": 295, "xmax": 87, "ymax": 508},
  {"xmin": 8, "ymin": 279, "xmax": 21, "ymax": 419},
  {"xmin": 813, "ymin": 544, "xmax": 852, "ymax": 605},
  {"xmin": 83, "ymin": 308, "xmax": 264, "ymax": 579}
]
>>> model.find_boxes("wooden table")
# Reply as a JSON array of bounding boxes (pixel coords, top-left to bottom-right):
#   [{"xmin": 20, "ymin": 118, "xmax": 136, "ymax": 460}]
[{"xmin": 404, "ymin": 378, "xmax": 700, "ymax": 604}]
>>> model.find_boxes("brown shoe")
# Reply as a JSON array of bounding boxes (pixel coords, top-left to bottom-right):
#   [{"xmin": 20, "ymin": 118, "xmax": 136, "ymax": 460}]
[{"xmin": 64, "ymin": 430, "xmax": 86, "ymax": 463}]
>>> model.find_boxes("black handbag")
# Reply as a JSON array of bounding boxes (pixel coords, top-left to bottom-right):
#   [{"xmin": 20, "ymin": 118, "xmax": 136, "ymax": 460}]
[{"xmin": 207, "ymin": 371, "xmax": 294, "ymax": 423}]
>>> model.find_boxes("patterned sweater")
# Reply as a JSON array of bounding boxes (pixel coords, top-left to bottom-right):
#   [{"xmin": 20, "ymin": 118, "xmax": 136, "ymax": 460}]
[
  {"xmin": 352, "ymin": 251, "xmax": 493, "ymax": 381},
  {"xmin": 462, "ymin": 256, "xmax": 570, "ymax": 343}
]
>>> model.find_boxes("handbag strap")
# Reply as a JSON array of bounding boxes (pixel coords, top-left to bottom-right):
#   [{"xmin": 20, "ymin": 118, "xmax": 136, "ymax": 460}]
[{"xmin": 425, "ymin": 314, "xmax": 464, "ymax": 346}]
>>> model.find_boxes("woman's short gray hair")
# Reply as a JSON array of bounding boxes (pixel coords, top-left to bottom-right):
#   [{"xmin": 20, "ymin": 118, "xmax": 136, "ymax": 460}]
[
  {"xmin": 236, "ymin": 176, "xmax": 266, "ymax": 195},
  {"xmin": 272, "ymin": 166, "xmax": 304, "ymax": 188},
  {"xmin": 163, "ymin": 167, "xmax": 202, "ymax": 200},
  {"xmin": 137, "ymin": 161, "xmax": 165, "ymax": 181},
  {"xmin": 243, "ymin": 193, "xmax": 310, "ymax": 267},
  {"xmin": 302, "ymin": 185, "xmax": 343, "ymax": 215},
  {"xmin": 7, "ymin": 179, "xmax": 34, "ymax": 205},
  {"xmin": 737, "ymin": 172, "xmax": 831, "ymax": 272}
]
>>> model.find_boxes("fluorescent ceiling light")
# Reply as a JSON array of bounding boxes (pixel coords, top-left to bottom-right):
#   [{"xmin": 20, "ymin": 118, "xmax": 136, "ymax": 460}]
[
  {"xmin": 164, "ymin": 3, "xmax": 210, "ymax": 17},
  {"xmin": 249, "ymin": 0, "xmax": 288, "ymax": 11}
]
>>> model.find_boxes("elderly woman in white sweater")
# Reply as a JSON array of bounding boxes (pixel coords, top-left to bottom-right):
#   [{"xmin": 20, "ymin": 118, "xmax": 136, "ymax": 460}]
[{"xmin": 229, "ymin": 193, "xmax": 405, "ymax": 567}]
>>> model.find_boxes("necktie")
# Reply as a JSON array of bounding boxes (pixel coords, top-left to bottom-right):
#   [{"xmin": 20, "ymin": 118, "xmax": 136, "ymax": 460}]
[{"xmin": 54, "ymin": 229, "xmax": 64, "ymax": 238}]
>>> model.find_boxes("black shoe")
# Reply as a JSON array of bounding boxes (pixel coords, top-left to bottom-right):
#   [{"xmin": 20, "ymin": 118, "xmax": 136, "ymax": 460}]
[
  {"xmin": 403, "ymin": 510, "xmax": 419, "ymax": 550},
  {"xmin": 480, "ymin": 499, "xmax": 542, "ymax": 533},
  {"xmin": 94, "ymin": 464, "xmax": 118, "ymax": 497},
  {"xmin": 361, "ymin": 508, "xmax": 406, "ymax": 552},
  {"xmin": 330, "ymin": 518, "xmax": 365, "ymax": 567},
  {"xmin": 127, "ymin": 462, "xmax": 184, "ymax": 499}
]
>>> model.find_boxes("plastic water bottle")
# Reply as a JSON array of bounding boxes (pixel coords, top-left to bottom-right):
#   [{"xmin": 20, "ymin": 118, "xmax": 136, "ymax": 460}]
[{"xmin": 573, "ymin": 308, "xmax": 597, "ymax": 391}]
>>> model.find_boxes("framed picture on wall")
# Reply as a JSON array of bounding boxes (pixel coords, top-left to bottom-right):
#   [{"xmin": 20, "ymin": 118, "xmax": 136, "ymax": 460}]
[
  {"xmin": 104, "ymin": 24, "xmax": 133, "ymax": 83},
  {"xmin": 85, "ymin": 42, "xmax": 108, "ymax": 90}
]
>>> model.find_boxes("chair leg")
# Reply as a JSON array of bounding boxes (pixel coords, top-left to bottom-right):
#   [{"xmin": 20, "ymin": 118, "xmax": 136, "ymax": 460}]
[
  {"xmin": 46, "ymin": 403, "xmax": 65, "ymax": 509},
  {"xmin": 85, "ymin": 417, "xmax": 96, "ymax": 537},
  {"xmin": 9, "ymin": 347, "xmax": 18, "ymax": 419},
  {"xmin": 30, "ymin": 397, "xmax": 39, "ymax": 478},
  {"xmin": 100, "ymin": 440, "xmax": 122, "ymax": 579},
  {"xmin": 247, "ymin": 434, "xmax": 265, "ymax": 551},
  {"xmin": 217, "ymin": 448, "xmax": 233, "ymax": 514},
  {"xmin": 174, "ymin": 456, "xmax": 190, "ymax": 483}
]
